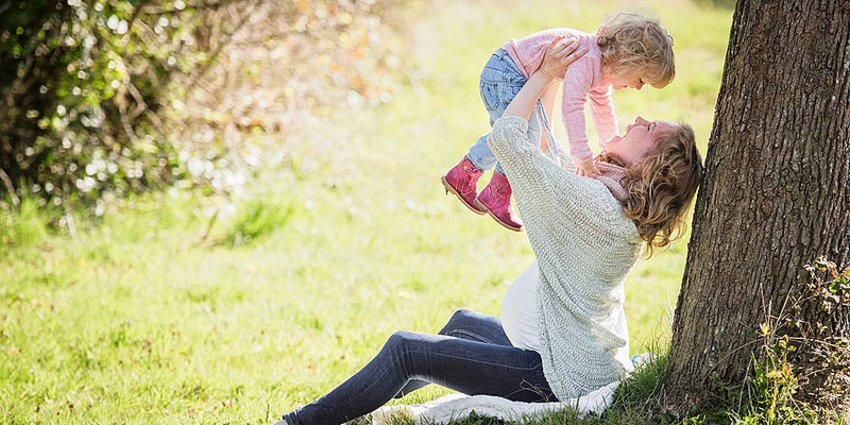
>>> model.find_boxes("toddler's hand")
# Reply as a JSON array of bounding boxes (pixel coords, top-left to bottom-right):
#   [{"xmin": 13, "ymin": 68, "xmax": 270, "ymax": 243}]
[{"xmin": 576, "ymin": 159, "xmax": 600, "ymax": 177}]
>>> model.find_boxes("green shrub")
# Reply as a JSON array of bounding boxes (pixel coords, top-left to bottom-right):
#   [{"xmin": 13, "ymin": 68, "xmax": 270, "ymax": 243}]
[
  {"xmin": 1, "ymin": 0, "xmax": 219, "ymax": 206},
  {"xmin": 0, "ymin": 0, "xmax": 411, "ymax": 213}
]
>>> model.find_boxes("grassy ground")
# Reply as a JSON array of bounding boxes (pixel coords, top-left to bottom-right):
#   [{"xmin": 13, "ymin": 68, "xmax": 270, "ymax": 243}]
[{"xmin": 0, "ymin": 0, "xmax": 732, "ymax": 423}]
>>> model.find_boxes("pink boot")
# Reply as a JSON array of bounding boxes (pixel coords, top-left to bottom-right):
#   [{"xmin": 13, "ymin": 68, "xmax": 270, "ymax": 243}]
[
  {"xmin": 475, "ymin": 172, "xmax": 523, "ymax": 232},
  {"xmin": 441, "ymin": 157, "xmax": 486, "ymax": 215}
]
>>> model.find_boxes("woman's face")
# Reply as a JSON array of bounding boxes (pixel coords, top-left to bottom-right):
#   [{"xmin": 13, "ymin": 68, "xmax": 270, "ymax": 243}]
[{"xmin": 603, "ymin": 116, "xmax": 678, "ymax": 165}]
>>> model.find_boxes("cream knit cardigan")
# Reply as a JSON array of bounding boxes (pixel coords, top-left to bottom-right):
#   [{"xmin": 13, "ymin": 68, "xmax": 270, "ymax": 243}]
[{"xmin": 488, "ymin": 116, "xmax": 643, "ymax": 400}]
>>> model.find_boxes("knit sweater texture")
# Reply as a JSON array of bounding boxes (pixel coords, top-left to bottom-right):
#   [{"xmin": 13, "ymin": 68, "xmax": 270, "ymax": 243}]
[{"xmin": 487, "ymin": 115, "xmax": 643, "ymax": 399}]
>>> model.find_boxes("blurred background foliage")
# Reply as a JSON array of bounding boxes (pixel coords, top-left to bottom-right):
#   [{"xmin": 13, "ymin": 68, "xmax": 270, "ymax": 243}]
[{"xmin": 0, "ymin": 0, "xmax": 410, "ymax": 217}]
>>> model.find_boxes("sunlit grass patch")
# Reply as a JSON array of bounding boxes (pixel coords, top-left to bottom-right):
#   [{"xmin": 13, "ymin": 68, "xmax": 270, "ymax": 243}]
[
  {"xmin": 0, "ymin": 197, "xmax": 51, "ymax": 250},
  {"xmin": 219, "ymin": 198, "xmax": 297, "ymax": 247}
]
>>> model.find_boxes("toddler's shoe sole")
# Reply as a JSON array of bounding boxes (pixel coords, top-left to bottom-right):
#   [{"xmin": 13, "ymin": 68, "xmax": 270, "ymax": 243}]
[
  {"xmin": 441, "ymin": 176, "xmax": 486, "ymax": 215},
  {"xmin": 474, "ymin": 199, "xmax": 522, "ymax": 232}
]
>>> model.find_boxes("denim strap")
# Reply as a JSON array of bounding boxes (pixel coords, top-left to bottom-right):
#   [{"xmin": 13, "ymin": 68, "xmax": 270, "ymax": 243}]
[{"xmin": 535, "ymin": 99, "xmax": 562, "ymax": 167}]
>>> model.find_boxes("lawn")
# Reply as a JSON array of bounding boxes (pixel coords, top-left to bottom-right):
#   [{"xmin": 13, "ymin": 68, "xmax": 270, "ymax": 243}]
[{"xmin": 0, "ymin": 0, "xmax": 732, "ymax": 423}]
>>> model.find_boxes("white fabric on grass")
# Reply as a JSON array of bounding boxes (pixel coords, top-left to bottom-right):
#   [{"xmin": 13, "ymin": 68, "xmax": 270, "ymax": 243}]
[{"xmin": 370, "ymin": 380, "xmax": 618, "ymax": 425}]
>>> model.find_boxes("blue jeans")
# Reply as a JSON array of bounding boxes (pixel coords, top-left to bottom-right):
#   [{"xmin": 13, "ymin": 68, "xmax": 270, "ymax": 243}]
[
  {"xmin": 282, "ymin": 309, "xmax": 557, "ymax": 425},
  {"xmin": 467, "ymin": 49, "xmax": 557, "ymax": 175}
]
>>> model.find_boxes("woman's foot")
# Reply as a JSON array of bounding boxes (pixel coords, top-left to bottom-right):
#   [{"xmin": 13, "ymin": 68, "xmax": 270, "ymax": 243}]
[
  {"xmin": 273, "ymin": 420, "xmax": 288, "ymax": 425},
  {"xmin": 475, "ymin": 172, "xmax": 523, "ymax": 231},
  {"xmin": 441, "ymin": 157, "xmax": 486, "ymax": 215}
]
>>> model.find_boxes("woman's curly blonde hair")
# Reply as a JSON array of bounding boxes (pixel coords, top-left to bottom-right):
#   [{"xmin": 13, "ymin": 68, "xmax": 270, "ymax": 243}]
[
  {"xmin": 596, "ymin": 13, "xmax": 675, "ymax": 88},
  {"xmin": 600, "ymin": 124, "xmax": 703, "ymax": 257}
]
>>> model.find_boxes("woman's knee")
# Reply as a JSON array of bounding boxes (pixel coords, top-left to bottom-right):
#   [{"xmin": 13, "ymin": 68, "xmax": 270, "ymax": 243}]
[
  {"xmin": 385, "ymin": 330, "xmax": 420, "ymax": 354},
  {"xmin": 439, "ymin": 309, "xmax": 476, "ymax": 335},
  {"xmin": 454, "ymin": 308, "xmax": 479, "ymax": 322}
]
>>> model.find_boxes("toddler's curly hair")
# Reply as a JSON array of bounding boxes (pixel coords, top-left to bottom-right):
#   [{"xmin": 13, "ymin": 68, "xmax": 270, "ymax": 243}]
[{"xmin": 596, "ymin": 13, "xmax": 675, "ymax": 88}]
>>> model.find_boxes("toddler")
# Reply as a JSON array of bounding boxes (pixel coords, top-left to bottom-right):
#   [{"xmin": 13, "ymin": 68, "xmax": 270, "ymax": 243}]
[{"xmin": 441, "ymin": 13, "xmax": 675, "ymax": 231}]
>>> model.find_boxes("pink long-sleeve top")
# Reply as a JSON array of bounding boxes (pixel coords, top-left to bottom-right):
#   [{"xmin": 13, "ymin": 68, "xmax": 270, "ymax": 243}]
[{"xmin": 503, "ymin": 29, "xmax": 618, "ymax": 163}]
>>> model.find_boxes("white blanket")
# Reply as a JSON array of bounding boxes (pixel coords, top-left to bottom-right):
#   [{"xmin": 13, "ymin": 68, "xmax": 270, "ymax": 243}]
[{"xmin": 370, "ymin": 380, "xmax": 619, "ymax": 425}]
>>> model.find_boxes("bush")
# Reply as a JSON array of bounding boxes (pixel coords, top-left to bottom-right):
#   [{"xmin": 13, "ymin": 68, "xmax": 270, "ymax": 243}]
[
  {"xmin": 0, "ymin": 0, "xmax": 411, "ymax": 214},
  {"xmin": 1, "ymin": 0, "xmax": 217, "ymax": 208}
]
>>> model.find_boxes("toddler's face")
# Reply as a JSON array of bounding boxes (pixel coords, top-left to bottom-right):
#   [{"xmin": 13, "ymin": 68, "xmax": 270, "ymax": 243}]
[{"xmin": 609, "ymin": 72, "xmax": 647, "ymax": 90}]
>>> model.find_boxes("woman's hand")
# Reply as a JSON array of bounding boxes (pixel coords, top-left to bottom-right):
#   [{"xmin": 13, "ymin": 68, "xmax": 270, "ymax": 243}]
[
  {"xmin": 537, "ymin": 36, "xmax": 587, "ymax": 82},
  {"xmin": 502, "ymin": 36, "xmax": 586, "ymax": 121}
]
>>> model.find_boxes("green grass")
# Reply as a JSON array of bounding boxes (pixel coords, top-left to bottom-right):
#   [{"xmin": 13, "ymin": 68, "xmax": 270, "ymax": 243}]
[
  {"xmin": 0, "ymin": 0, "xmax": 733, "ymax": 423},
  {"xmin": 0, "ymin": 197, "xmax": 51, "ymax": 249},
  {"xmin": 218, "ymin": 198, "xmax": 297, "ymax": 247}
]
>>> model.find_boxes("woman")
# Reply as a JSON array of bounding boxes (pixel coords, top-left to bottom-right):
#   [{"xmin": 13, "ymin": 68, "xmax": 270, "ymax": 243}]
[{"xmin": 277, "ymin": 37, "xmax": 703, "ymax": 425}]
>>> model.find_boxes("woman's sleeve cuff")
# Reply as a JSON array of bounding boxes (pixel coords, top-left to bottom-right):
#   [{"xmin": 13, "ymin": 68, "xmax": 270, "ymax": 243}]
[{"xmin": 493, "ymin": 115, "xmax": 529, "ymax": 133}]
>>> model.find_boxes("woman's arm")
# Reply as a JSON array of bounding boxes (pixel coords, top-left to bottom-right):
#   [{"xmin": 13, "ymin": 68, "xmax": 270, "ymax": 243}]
[
  {"xmin": 487, "ymin": 38, "xmax": 616, "ymax": 237},
  {"xmin": 503, "ymin": 36, "xmax": 586, "ymax": 120}
]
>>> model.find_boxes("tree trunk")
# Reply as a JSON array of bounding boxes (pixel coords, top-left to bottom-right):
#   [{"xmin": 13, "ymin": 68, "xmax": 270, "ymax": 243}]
[{"xmin": 666, "ymin": 0, "xmax": 850, "ymax": 416}]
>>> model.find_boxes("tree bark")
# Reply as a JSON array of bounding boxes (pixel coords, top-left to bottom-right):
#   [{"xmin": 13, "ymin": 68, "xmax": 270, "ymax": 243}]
[{"xmin": 666, "ymin": 0, "xmax": 850, "ymax": 416}]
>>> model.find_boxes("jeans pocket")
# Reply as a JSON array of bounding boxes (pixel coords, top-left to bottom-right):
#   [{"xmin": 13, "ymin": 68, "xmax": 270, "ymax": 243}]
[
  {"xmin": 500, "ymin": 83, "xmax": 525, "ymax": 111},
  {"xmin": 480, "ymin": 82, "xmax": 500, "ymax": 113},
  {"xmin": 498, "ymin": 57, "xmax": 527, "ymax": 85},
  {"xmin": 527, "ymin": 355, "xmax": 558, "ymax": 401}
]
